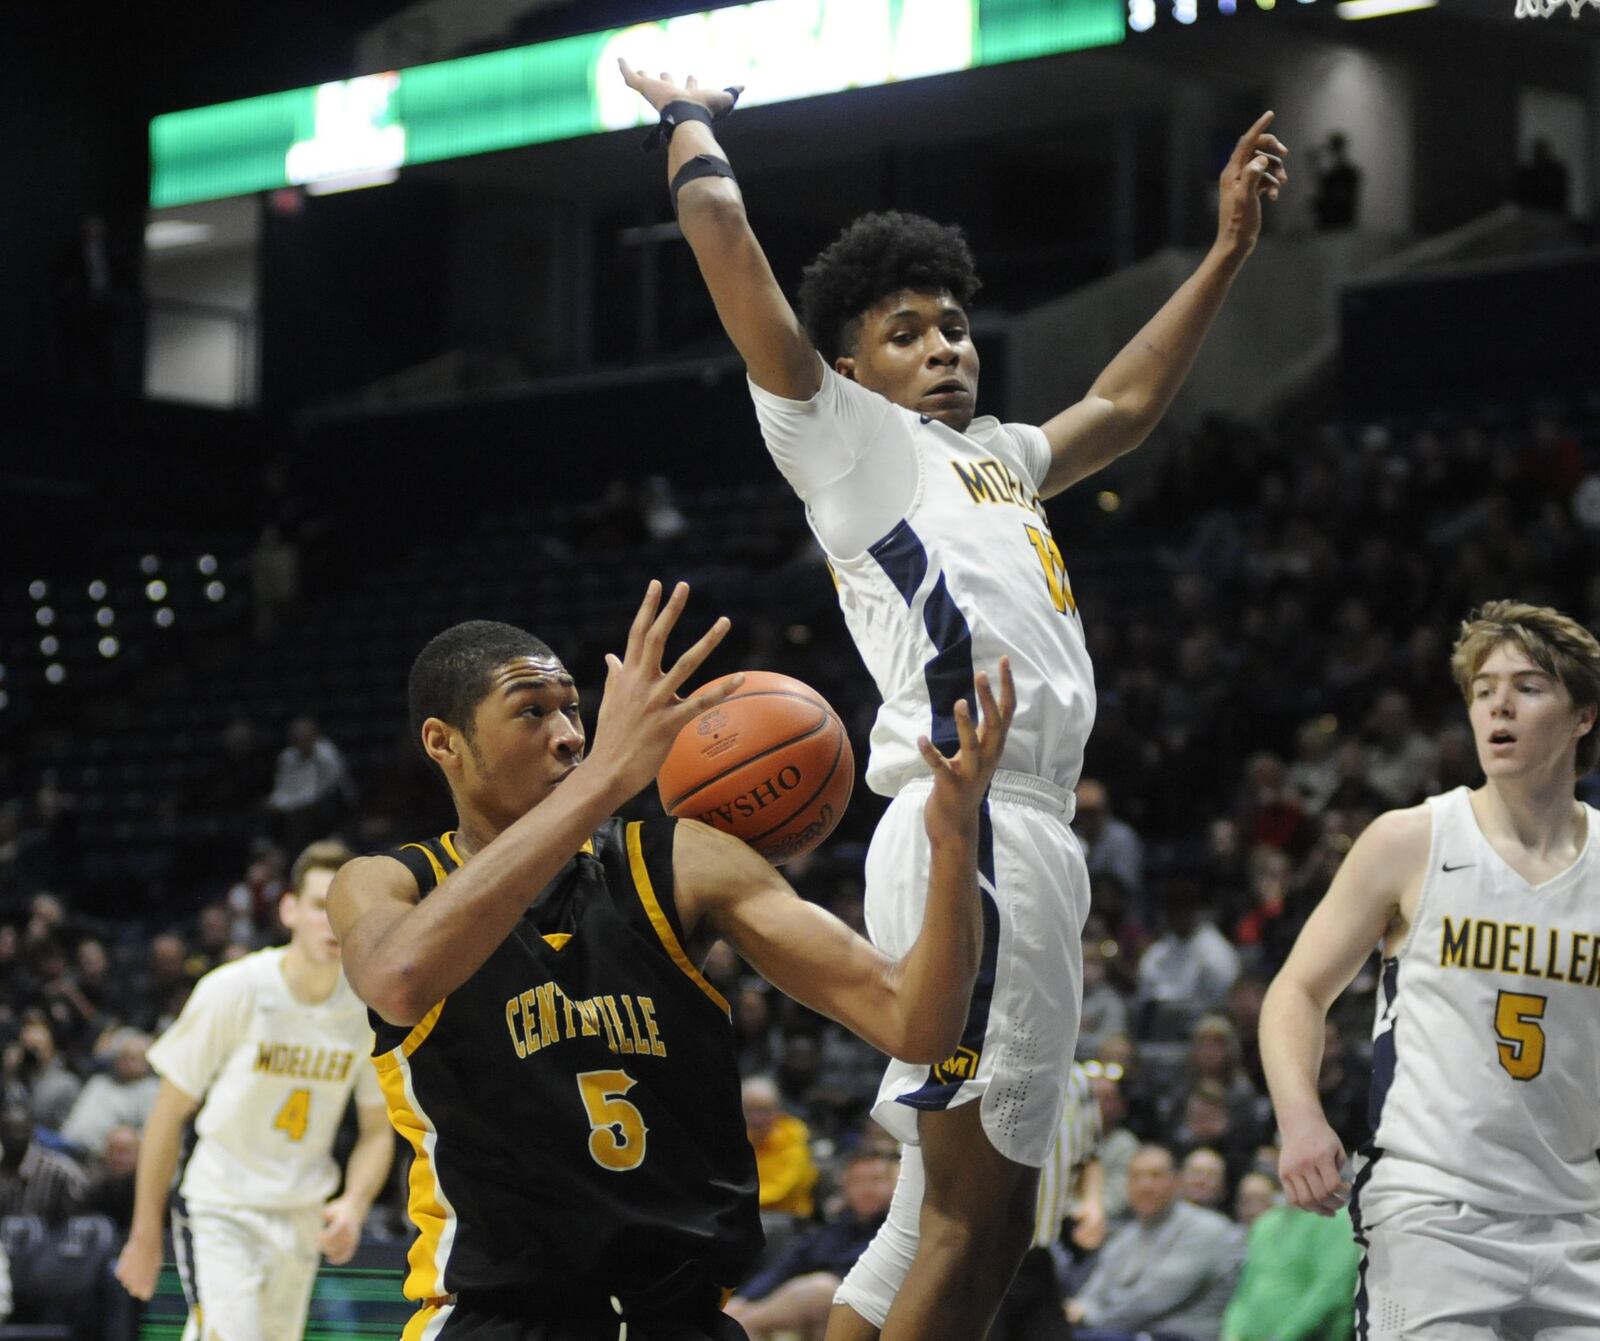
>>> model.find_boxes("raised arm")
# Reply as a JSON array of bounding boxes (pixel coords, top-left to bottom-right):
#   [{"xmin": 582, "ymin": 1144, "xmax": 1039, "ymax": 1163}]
[
  {"xmin": 1035, "ymin": 112, "xmax": 1288, "ymax": 498},
  {"xmin": 620, "ymin": 61, "xmax": 820, "ymax": 400},
  {"xmin": 1261, "ymin": 804, "xmax": 1428, "ymax": 1215},
  {"xmin": 330, "ymin": 581, "xmax": 741, "ymax": 1026},
  {"xmin": 679, "ymin": 659, "xmax": 1014, "ymax": 1062}
]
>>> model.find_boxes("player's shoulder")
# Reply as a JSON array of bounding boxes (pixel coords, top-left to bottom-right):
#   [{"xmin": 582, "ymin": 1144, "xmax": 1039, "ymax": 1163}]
[{"xmin": 1357, "ymin": 802, "xmax": 1434, "ymax": 859}]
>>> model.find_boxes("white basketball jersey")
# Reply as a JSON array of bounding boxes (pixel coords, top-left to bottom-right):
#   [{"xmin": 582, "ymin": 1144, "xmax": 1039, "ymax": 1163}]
[
  {"xmin": 148, "ymin": 947, "xmax": 382, "ymax": 1211},
  {"xmin": 751, "ymin": 367, "xmax": 1095, "ymax": 797},
  {"xmin": 1360, "ymin": 787, "xmax": 1600, "ymax": 1216}
]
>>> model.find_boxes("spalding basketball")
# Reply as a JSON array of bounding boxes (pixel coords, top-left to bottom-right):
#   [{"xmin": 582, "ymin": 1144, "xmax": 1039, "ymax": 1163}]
[{"xmin": 658, "ymin": 671, "xmax": 854, "ymax": 865}]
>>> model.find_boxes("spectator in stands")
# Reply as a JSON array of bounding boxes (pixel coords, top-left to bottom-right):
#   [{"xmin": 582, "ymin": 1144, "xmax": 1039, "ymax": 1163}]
[
  {"xmin": 1430, "ymin": 722, "xmax": 1480, "ymax": 794},
  {"xmin": 1077, "ymin": 930, "xmax": 1130, "ymax": 1060},
  {"xmin": 726, "ymin": 1151, "xmax": 897, "ymax": 1340},
  {"xmin": 1176, "ymin": 1015, "xmax": 1260, "ymax": 1133},
  {"xmin": 1364, "ymin": 689, "xmax": 1435, "ymax": 806},
  {"xmin": 1236, "ymin": 754, "xmax": 1312, "ymax": 858},
  {"xmin": 1220, "ymin": 1203, "xmax": 1360, "ymax": 1341},
  {"xmin": 1232, "ymin": 1171, "xmax": 1279, "ymax": 1230},
  {"xmin": 2, "ymin": 1011, "xmax": 82, "ymax": 1130},
  {"xmin": 186, "ymin": 904, "xmax": 232, "ymax": 979},
  {"xmin": 1088, "ymin": 1068, "xmax": 1137, "ymax": 1225},
  {"xmin": 224, "ymin": 848, "xmax": 286, "ymax": 943},
  {"xmin": 734, "ymin": 982, "xmax": 782, "ymax": 1077},
  {"xmin": 266, "ymin": 717, "xmax": 355, "ymax": 856},
  {"xmin": 0, "ymin": 1102, "xmax": 86, "ymax": 1223},
  {"xmin": 1173, "ymin": 1081, "xmax": 1256, "ymax": 1191},
  {"xmin": 1225, "ymin": 975, "xmax": 1269, "ymax": 1093},
  {"xmin": 81, "ymin": 1123, "xmax": 139, "ymax": 1234},
  {"xmin": 1312, "ymin": 1019, "xmax": 1368, "ymax": 1154},
  {"xmin": 249, "ymin": 523, "xmax": 301, "ymax": 641},
  {"xmin": 72, "ymin": 937, "xmax": 113, "ymax": 1026},
  {"xmin": 125, "ymin": 933, "xmax": 194, "ymax": 1034},
  {"xmin": 1137, "ymin": 876, "xmax": 1240, "ymax": 1020},
  {"xmin": 1074, "ymin": 779, "xmax": 1144, "ymax": 907},
  {"xmin": 1234, "ymin": 845, "xmax": 1300, "ymax": 970},
  {"xmin": 1310, "ymin": 132, "xmax": 1361, "ymax": 230},
  {"xmin": 60, "ymin": 1029, "xmax": 159, "ymax": 1158},
  {"xmin": 1322, "ymin": 740, "xmax": 1389, "ymax": 818},
  {"xmin": 23, "ymin": 937, "xmax": 98, "ymax": 1056},
  {"xmin": 1067, "ymin": 1144, "xmax": 1242, "ymax": 1341},
  {"xmin": 1180, "ymin": 1147, "xmax": 1230, "ymax": 1213},
  {"xmin": 1285, "ymin": 719, "xmax": 1340, "ymax": 814},
  {"xmin": 743, "ymin": 1075, "xmax": 818, "ymax": 1223}
]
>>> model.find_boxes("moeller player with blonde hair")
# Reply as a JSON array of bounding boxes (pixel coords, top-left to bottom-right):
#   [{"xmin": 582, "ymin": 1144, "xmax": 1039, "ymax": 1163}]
[
  {"xmin": 115, "ymin": 839, "xmax": 394, "ymax": 1341},
  {"xmin": 1262, "ymin": 600, "xmax": 1600, "ymax": 1338}
]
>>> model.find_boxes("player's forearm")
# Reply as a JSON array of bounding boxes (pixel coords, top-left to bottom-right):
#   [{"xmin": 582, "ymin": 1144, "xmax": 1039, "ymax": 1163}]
[
  {"xmin": 1085, "ymin": 247, "xmax": 1244, "ymax": 441},
  {"xmin": 339, "ymin": 1125, "xmax": 395, "ymax": 1215},
  {"xmin": 127, "ymin": 1107, "xmax": 186, "ymax": 1240},
  {"xmin": 1260, "ymin": 975, "xmax": 1332, "ymax": 1132},
  {"xmin": 363, "ymin": 770, "xmax": 626, "ymax": 1019},
  {"xmin": 886, "ymin": 825, "xmax": 983, "ymax": 1062}
]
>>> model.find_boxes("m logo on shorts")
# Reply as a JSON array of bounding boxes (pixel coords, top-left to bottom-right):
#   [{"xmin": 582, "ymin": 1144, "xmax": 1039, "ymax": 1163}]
[{"xmin": 931, "ymin": 1045, "xmax": 981, "ymax": 1085}]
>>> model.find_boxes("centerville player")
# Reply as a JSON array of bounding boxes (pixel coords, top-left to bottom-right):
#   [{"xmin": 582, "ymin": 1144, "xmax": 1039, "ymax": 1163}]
[
  {"xmin": 622, "ymin": 60, "xmax": 1287, "ymax": 1341},
  {"xmin": 115, "ymin": 840, "xmax": 395, "ymax": 1341},
  {"xmin": 1263, "ymin": 601, "xmax": 1600, "ymax": 1338}
]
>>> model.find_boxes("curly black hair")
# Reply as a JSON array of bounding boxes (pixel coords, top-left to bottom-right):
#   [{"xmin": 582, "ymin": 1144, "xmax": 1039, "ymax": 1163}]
[{"xmin": 796, "ymin": 211, "xmax": 981, "ymax": 363}]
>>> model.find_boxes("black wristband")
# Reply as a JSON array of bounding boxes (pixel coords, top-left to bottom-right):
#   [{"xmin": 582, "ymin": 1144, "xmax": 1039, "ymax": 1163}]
[
  {"xmin": 641, "ymin": 88, "xmax": 742, "ymax": 152},
  {"xmin": 670, "ymin": 154, "xmax": 738, "ymax": 217}
]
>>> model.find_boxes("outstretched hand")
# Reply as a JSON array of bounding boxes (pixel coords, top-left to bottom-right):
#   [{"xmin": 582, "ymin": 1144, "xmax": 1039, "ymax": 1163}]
[
  {"xmin": 586, "ymin": 580, "xmax": 742, "ymax": 802},
  {"xmin": 619, "ymin": 58, "xmax": 742, "ymax": 118},
  {"xmin": 919, "ymin": 658, "xmax": 1016, "ymax": 843},
  {"xmin": 1216, "ymin": 111, "xmax": 1289, "ymax": 258}
]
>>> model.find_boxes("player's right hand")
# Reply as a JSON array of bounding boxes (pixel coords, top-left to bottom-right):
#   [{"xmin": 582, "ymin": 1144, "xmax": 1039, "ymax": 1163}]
[
  {"xmin": 618, "ymin": 58, "xmax": 742, "ymax": 118},
  {"xmin": 1278, "ymin": 1117, "xmax": 1351, "ymax": 1216},
  {"xmin": 587, "ymin": 580, "xmax": 742, "ymax": 801},
  {"xmin": 113, "ymin": 1229, "xmax": 163, "ymax": 1301}
]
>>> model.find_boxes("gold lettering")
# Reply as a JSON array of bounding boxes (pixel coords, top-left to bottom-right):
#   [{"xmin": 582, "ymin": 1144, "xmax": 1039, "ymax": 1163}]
[
  {"xmin": 1501, "ymin": 924, "xmax": 1523, "ymax": 975},
  {"xmin": 1569, "ymin": 932, "xmax": 1591, "ymax": 987},
  {"xmin": 577, "ymin": 999, "xmax": 601, "ymax": 1038},
  {"xmin": 1522, "ymin": 923, "xmax": 1543, "ymax": 978},
  {"xmin": 506, "ymin": 997, "xmax": 527, "ymax": 1059},
  {"xmin": 603, "ymin": 996, "xmax": 635, "ymax": 1055},
  {"xmin": 950, "ymin": 460, "xmax": 994, "ymax": 504},
  {"xmin": 977, "ymin": 459, "xmax": 1019, "ymax": 504},
  {"xmin": 255, "ymin": 1042, "xmax": 274, "ymax": 1072},
  {"xmin": 639, "ymin": 996, "xmax": 666, "ymax": 1058},
  {"xmin": 1548, "ymin": 928, "xmax": 1562, "ymax": 979},
  {"xmin": 1440, "ymin": 917, "xmax": 1470, "ymax": 968},
  {"xmin": 520, "ymin": 989, "xmax": 541, "ymax": 1054},
  {"xmin": 592, "ymin": 996, "xmax": 621, "ymax": 1052},
  {"xmin": 536, "ymin": 983, "xmax": 560, "ymax": 1047},
  {"xmin": 560, "ymin": 986, "xmax": 579, "ymax": 1040},
  {"xmin": 337, "ymin": 1052, "xmax": 353, "ymax": 1082},
  {"xmin": 1470, "ymin": 921, "xmax": 1499, "ymax": 971},
  {"xmin": 620, "ymin": 995, "xmax": 650, "ymax": 1054}
]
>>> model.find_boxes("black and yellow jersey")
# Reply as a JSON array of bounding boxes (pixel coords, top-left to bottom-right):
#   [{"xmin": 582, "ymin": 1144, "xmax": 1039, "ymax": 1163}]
[{"xmin": 374, "ymin": 818, "xmax": 761, "ymax": 1314}]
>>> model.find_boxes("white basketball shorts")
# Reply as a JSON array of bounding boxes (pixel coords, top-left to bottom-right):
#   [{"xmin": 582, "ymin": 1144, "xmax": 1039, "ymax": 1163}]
[
  {"xmin": 173, "ymin": 1196, "xmax": 324, "ymax": 1341},
  {"xmin": 862, "ymin": 769, "xmax": 1088, "ymax": 1167},
  {"xmin": 1352, "ymin": 1194, "xmax": 1600, "ymax": 1339}
]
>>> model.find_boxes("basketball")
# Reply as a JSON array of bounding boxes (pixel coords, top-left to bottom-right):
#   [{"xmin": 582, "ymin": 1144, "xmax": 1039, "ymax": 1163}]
[{"xmin": 658, "ymin": 671, "xmax": 854, "ymax": 865}]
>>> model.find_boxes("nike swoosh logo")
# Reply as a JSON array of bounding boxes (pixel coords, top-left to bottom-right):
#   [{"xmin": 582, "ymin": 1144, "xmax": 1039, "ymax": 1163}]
[
  {"xmin": 1441, "ymin": 861, "xmax": 1475, "ymax": 873},
  {"xmin": 919, "ymin": 415, "xmax": 933, "ymax": 424}
]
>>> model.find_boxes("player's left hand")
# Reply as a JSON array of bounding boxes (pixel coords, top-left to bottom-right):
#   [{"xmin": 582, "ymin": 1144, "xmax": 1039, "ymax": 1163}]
[
  {"xmin": 919, "ymin": 657, "xmax": 1015, "ymax": 843},
  {"xmin": 316, "ymin": 1197, "xmax": 365, "ymax": 1265},
  {"xmin": 618, "ymin": 59, "xmax": 742, "ymax": 118},
  {"xmin": 1215, "ymin": 111, "xmax": 1289, "ymax": 259}
]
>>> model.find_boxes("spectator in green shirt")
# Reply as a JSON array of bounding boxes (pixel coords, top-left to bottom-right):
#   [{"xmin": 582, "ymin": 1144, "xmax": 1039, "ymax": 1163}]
[{"xmin": 1222, "ymin": 1203, "xmax": 1359, "ymax": 1341}]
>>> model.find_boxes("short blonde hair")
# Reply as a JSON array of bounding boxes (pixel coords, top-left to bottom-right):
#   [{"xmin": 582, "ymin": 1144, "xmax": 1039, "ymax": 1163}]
[
  {"xmin": 1450, "ymin": 601, "xmax": 1600, "ymax": 774},
  {"xmin": 288, "ymin": 839, "xmax": 356, "ymax": 894}
]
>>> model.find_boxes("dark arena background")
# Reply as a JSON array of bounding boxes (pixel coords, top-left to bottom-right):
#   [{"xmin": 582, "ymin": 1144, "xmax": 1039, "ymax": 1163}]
[{"xmin": 1, "ymin": 0, "xmax": 1598, "ymax": 1337}]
